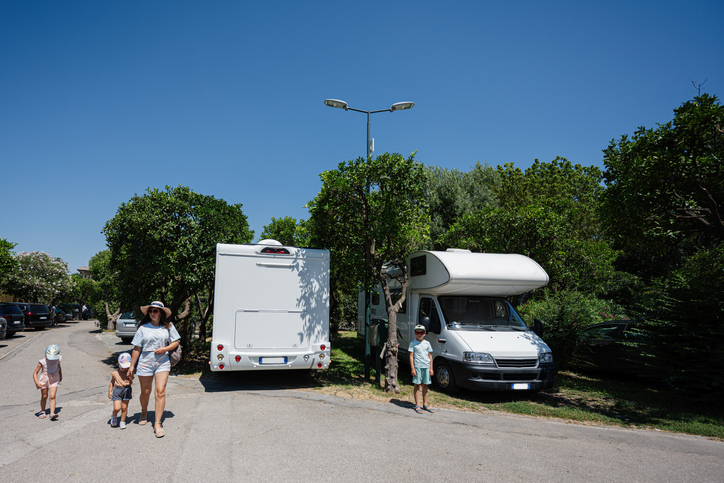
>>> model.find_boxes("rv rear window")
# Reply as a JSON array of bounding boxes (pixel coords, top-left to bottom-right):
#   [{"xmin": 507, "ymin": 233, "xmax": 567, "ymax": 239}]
[
  {"xmin": 260, "ymin": 247, "xmax": 290, "ymax": 254},
  {"xmin": 410, "ymin": 255, "xmax": 426, "ymax": 276}
]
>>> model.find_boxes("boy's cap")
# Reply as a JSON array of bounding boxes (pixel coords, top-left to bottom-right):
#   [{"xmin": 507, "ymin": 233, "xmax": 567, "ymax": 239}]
[
  {"xmin": 414, "ymin": 325, "xmax": 427, "ymax": 333},
  {"xmin": 118, "ymin": 352, "xmax": 132, "ymax": 368},
  {"xmin": 46, "ymin": 344, "xmax": 61, "ymax": 360}
]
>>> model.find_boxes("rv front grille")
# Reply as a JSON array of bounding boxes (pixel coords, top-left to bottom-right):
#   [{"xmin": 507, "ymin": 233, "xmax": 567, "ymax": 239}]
[{"xmin": 495, "ymin": 358, "xmax": 538, "ymax": 368}]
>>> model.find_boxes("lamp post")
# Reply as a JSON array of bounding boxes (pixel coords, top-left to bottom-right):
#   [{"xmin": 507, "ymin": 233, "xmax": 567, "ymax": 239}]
[{"xmin": 324, "ymin": 98, "xmax": 415, "ymax": 382}]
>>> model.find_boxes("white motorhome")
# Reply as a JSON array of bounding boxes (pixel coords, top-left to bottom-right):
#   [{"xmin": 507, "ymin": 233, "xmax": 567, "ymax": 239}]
[
  {"xmin": 210, "ymin": 240, "xmax": 331, "ymax": 372},
  {"xmin": 359, "ymin": 249, "xmax": 556, "ymax": 392}
]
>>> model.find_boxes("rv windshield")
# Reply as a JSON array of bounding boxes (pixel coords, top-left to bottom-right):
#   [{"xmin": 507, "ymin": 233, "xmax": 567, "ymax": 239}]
[{"xmin": 437, "ymin": 296, "xmax": 527, "ymax": 330}]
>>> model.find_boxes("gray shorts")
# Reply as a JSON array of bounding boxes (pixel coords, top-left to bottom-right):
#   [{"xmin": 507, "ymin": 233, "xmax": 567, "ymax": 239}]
[{"xmin": 112, "ymin": 386, "xmax": 133, "ymax": 401}]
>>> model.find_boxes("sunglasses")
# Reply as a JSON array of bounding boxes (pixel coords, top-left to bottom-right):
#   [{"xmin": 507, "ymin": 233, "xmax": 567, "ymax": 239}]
[
  {"xmin": 149, "ymin": 308, "xmax": 161, "ymax": 314},
  {"xmin": 415, "ymin": 331, "xmax": 426, "ymax": 335}
]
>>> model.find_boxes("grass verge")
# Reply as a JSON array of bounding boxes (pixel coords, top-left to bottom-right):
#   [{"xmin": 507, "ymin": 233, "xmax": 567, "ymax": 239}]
[{"xmin": 178, "ymin": 330, "xmax": 724, "ymax": 439}]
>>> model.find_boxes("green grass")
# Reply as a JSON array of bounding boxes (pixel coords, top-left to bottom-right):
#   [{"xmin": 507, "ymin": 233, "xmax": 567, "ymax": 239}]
[{"xmin": 186, "ymin": 330, "xmax": 724, "ymax": 439}]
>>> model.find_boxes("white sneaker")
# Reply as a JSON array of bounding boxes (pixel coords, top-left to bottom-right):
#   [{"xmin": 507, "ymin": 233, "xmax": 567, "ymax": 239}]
[
  {"xmin": 111, "ymin": 416, "xmax": 118, "ymax": 427},
  {"xmin": 120, "ymin": 421, "xmax": 126, "ymax": 429}
]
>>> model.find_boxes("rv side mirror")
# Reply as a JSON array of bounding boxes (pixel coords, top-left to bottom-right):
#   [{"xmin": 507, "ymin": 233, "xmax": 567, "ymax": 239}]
[
  {"xmin": 532, "ymin": 318, "xmax": 544, "ymax": 337},
  {"xmin": 420, "ymin": 316, "xmax": 430, "ymax": 333}
]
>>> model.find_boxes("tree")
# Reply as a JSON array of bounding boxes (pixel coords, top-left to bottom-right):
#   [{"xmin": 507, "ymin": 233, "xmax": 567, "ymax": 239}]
[
  {"xmin": 89, "ymin": 250, "xmax": 122, "ymax": 330},
  {"xmin": 601, "ymin": 94, "xmax": 724, "ymax": 265},
  {"xmin": 423, "ymin": 162, "xmax": 499, "ymax": 249},
  {"xmin": 4, "ymin": 251, "xmax": 73, "ymax": 303},
  {"xmin": 260, "ymin": 216, "xmax": 308, "ymax": 246},
  {"xmin": 0, "ymin": 238, "xmax": 17, "ymax": 292},
  {"xmin": 102, "ymin": 186, "xmax": 253, "ymax": 343},
  {"xmin": 308, "ymin": 153, "xmax": 430, "ymax": 393}
]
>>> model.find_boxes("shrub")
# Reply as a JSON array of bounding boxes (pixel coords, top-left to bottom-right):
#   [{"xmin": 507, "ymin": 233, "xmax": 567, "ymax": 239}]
[{"xmin": 517, "ymin": 290, "xmax": 627, "ymax": 369}]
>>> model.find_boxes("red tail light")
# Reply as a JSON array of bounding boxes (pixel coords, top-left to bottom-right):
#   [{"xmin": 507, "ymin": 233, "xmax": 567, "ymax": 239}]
[
  {"xmin": 317, "ymin": 363, "xmax": 322, "ymax": 368},
  {"xmin": 219, "ymin": 364, "xmax": 225, "ymax": 370},
  {"xmin": 320, "ymin": 344, "xmax": 326, "ymax": 351},
  {"xmin": 217, "ymin": 344, "xmax": 224, "ymax": 352},
  {"xmin": 235, "ymin": 356, "xmax": 241, "ymax": 362}
]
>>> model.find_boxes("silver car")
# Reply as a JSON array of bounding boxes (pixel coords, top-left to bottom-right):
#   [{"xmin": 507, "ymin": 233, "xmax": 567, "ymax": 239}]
[{"xmin": 115, "ymin": 312, "xmax": 140, "ymax": 343}]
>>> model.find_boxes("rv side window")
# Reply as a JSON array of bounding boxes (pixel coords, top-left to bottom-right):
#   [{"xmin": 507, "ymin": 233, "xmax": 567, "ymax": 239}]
[
  {"xmin": 387, "ymin": 289, "xmax": 406, "ymax": 314},
  {"xmin": 419, "ymin": 298, "xmax": 440, "ymax": 331}
]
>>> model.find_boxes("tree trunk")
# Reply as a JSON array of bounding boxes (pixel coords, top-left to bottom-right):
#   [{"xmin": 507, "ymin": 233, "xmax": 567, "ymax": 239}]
[
  {"xmin": 105, "ymin": 301, "xmax": 120, "ymax": 331},
  {"xmin": 383, "ymin": 339, "xmax": 400, "ymax": 393}
]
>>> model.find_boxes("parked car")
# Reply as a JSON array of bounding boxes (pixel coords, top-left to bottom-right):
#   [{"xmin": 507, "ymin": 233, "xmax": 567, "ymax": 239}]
[
  {"xmin": 59, "ymin": 303, "xmax": 79, "ymax": 320},
  {"xmin": 573, "ymin": 320, "xmax": 651, "ymax": 375},
  {"xmin": 115, "ymin": 312, "xmax": 140, "ymax": 343},
  {"xmin": 12, "ymin": 302, "xmax": 52, "ymax": 330},
  {"xmin": 0, "ymin": 316, "xmax": 6, "ymax": 340},
  {"xmin": 0, "ymin": 303, "xmax": 26, "ymax": 336}
]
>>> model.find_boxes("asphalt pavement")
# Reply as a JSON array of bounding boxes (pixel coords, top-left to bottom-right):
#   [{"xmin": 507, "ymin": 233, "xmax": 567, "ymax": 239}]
[{"xmin": 0, "ymin": 320, "xmax": 722, "ymax": 483}]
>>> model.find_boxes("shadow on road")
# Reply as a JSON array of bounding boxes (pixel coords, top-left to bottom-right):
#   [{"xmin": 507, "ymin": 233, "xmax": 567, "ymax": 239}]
[{"xmin": 199, "ymin": 369, "xmax": 324, "ymax": 393}]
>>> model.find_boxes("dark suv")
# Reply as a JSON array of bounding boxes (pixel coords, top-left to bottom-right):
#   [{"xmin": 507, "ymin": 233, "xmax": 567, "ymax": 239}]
[
  {"xmin": 0, "ymin": 303, "xmax": 26, "ymax": 336},
  {"xmin": 13, "ymin": 303, "xmax": 52, "ymax": 330}
]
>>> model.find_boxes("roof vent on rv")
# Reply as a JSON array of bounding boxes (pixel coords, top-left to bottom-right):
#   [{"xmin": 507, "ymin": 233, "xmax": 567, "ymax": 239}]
[
  {"xmin": 258, "ymin": 239, "xmax": 282, "ymax": 246},
  {"xmin": 446, "ymin": 248, "xmax": 472, "ymax": 253}
]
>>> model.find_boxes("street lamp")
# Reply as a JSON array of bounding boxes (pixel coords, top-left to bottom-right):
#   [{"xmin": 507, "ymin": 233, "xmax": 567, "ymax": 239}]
[
  {"xmin": 324, "ymin": 99, "xmax": 415, "ymax": 160},
  {"xmin": 324, "ymin": 98, "xmax": 415, "ymax": 382}
]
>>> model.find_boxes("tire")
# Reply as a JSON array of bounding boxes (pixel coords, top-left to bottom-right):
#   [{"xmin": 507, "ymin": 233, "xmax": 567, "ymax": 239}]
[{"xmin": 433, "ymin": 358, "xmax": 459, "ymax": 394}]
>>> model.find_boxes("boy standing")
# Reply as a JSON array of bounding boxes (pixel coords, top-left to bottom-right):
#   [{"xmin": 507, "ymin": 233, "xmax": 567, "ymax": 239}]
[{"xmin": 409, "ymin": 325, "xmax": 435, "ymax": 413}]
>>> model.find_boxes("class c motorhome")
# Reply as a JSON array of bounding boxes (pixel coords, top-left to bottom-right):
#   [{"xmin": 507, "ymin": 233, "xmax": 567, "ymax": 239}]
[
  {"xmin": 359, "ymin": 249, "xmax": 556, "ymax": 392},
  {"xmin": 210, "ymin": 240, "xmax": 331, "ymax": 372}
]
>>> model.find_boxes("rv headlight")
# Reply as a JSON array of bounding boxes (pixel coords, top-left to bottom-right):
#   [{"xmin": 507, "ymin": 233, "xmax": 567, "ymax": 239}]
[
  {"xmin": 539, "ymin": 352, "xmax": 553, "ymax": 364},
  {"xmin": 463, "ymin": 352, "xmax": 495, "ymax": 364}
]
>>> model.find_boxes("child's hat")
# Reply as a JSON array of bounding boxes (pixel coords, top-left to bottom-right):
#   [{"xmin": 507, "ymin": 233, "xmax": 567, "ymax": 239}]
[
  {"xmin": 414, "ymin": 325, "xmax": 427, "ymax": 333},
  {"xmin": 46, "ymin": 344, "xmax": 61, "ymax": 360},
  {"xmin": 118, "ymin": 352, "xmax": 132, "ymax": 368}
]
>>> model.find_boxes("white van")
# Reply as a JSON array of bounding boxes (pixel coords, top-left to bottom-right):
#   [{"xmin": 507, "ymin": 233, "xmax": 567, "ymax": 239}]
[
  {"xmin": 359, "ymin": 249, "xmax": 556, "ymax": 392},
  {"xmin": 210, "ymin": 240, "xmax": 331, "ymax": 372}
]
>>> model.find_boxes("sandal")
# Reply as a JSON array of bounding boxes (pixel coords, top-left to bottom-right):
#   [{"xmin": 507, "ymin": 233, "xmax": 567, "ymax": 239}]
[
  {"xmin": 50, "ymin": 414, "xmax": 59, "ymax": 420},
  {"xmin": 38, "ymin": 413, "xmax": 47, "ymax": 419},
  {"xmin": 138, "ymin": 414, "xmax": 148, "ymax": 425},
  {"xmin": 154, "ymin": 424, "xmax": 165, "ymax": 438},
  {"xmin": 423, "ymin": 405, "xmax": 435, "ymax": 413},
  {"xmin": 414, "ymin": 406, "xmax": 424, "ymax": 414}
]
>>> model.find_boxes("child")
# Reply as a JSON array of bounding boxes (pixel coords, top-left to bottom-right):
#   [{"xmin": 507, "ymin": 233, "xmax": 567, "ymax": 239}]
[
  {"xmin": 33, "ymin": 344, "xmax": 63, "ymax": 420},
  {"xmin": 108, "ymin": 352, "xmax": 134, "ymax": 429},
  {"xmin": 409, "ymin": 325, "xmax": 435, "ymax": 414}
]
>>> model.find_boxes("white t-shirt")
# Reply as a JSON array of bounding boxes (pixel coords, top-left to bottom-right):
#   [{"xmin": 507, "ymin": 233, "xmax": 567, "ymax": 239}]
[
  {"xmin": 131, "ymin": 323, "xmax": 180, "ymax": 352},
  {"xmin": 408, "ymin": 339, "xmax": 433, "ymax": 368}
]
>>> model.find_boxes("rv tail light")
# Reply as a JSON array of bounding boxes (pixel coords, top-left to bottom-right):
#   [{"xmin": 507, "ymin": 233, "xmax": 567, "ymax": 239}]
[
  {"xmin": 319, "ymin": 354, "xmax": 325, "ymax": 360},
  {"xmin": 235, "ymin": 355, "xmax": 241, "ymax": 362},
  {"xmin": 219, "ymin": 364, "xmax": 225, "ymax": 370},
  {"xmin": 217, "ymin": 344, "xmax": 224, "ymax": 352},
  {"xmin": 317, "ymin": 363, "xmax": 323, "ymax": 368},
  {"xmin": 320, "ymin": 344, "xmax": 326, "ymax": 351},
  {"xmin": 217, "ymin": 354, "xmax": 224, "ymax": 361}
]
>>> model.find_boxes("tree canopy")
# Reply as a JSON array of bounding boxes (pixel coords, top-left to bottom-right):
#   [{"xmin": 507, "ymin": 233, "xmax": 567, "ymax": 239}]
[
  {"xmin": 4, "ymin": 251, "xmax": 73, "ymax": 303},
  {"xmin": 602, "ymin": 94, "xmax": 724, "ymax": 255},
  {"xmin": 260, "ymin": 216, "xmax": 308, "ymax": 247},
  {"xmin": 102, "ymin": 186, "xmax": 253, "ymax": 339}
]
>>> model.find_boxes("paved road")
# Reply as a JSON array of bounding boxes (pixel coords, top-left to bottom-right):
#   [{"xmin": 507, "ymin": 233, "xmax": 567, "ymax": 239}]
[{"xmin": 1, "ymin": 321, "xmax": 722, "ymax": 483}]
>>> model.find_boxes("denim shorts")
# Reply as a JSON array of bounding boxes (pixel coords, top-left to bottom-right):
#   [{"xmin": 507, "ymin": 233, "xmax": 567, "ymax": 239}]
[
  {"xmin": 112, "ymin": 386, "xmax": 133, "ymax": 401},
  {"xmin": 136, "ymin": 351, "xmax": 170, "ymax": 376}
]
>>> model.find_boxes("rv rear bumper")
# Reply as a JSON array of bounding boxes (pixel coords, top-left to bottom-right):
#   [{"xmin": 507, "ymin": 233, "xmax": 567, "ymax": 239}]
[{"xmin": 450, "ymin": 360, "xmax": 557, "ymax": 391}]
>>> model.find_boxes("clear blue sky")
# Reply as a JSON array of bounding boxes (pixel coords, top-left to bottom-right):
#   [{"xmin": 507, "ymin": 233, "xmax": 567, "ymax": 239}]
[{"xmin": 2, "ymin": 1, "xmax": 722, "ymax": 274}]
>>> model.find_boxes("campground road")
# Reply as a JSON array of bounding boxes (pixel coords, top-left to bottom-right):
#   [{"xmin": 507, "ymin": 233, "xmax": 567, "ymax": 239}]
[{"xmin": 0, "ymin": 320, "xmax": 722, "ymax": 483}]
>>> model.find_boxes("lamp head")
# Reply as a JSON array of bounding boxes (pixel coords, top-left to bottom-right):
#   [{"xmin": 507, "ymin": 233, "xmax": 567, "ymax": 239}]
[
  {"xmin": 324, "ymin": 99, "xmax": 348, "ymax": 110},
  {"xmin": 390, "ymin": 101, "xmax": 415, "ymax": 112}
]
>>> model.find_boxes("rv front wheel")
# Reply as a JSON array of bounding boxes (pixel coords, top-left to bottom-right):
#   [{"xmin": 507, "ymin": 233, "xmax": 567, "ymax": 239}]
[{"xmin": 433, "ymin": 359, "xmax": 459, "ymax": 394}]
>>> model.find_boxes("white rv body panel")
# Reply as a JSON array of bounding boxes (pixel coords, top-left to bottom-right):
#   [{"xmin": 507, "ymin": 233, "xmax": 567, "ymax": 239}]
[
  {"xmin": 360, "ymin": 249, "xmax": 556, "ymax": 392},
  {"xmin": 210, "ymin": 242, "xmax": 330, "ymax": 372}
]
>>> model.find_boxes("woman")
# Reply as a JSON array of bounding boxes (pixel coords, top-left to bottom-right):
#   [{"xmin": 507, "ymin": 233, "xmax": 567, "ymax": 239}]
[{"xmin": 127, "ymin": 301, "xmax": 180, "ymax": 438}]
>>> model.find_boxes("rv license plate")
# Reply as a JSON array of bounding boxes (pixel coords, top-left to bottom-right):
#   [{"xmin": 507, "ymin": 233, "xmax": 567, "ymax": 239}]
[
  {"xmin": 511, "ymin": 383, "xmax": 530, "ymax": 390},
  {"xmin": 260, "ymin": 357, "xmax": 287, "ymax": 364},
  {"xmin": 40, "ymin": 317, "xmax": 47, "ymax": 320}
]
